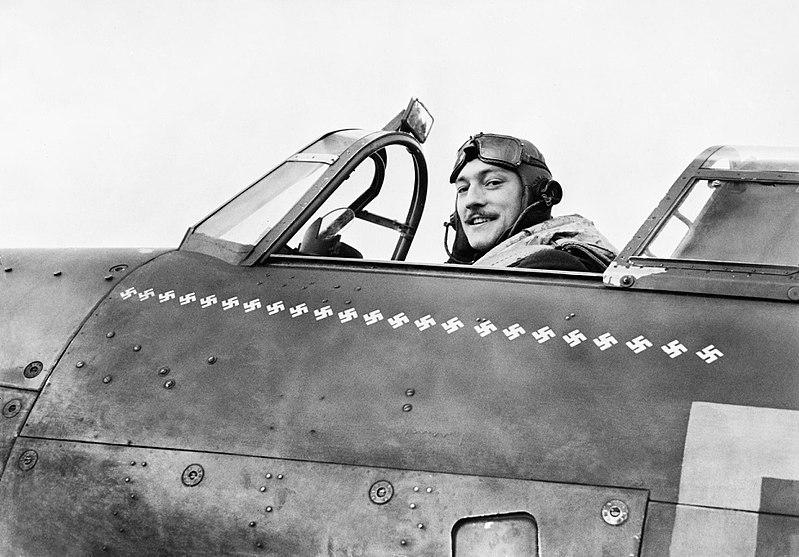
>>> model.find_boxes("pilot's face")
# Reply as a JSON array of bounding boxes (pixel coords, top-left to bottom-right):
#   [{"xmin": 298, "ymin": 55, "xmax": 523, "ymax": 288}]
[{"xmin": 455, "ymin": 159, "xmax": 525, "ymax": 252}]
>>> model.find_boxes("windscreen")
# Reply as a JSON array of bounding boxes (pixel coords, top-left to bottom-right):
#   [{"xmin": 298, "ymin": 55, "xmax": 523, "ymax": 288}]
[{"xmin": 192, "ymin": 130, "xmax": 369, "ymax": 248}]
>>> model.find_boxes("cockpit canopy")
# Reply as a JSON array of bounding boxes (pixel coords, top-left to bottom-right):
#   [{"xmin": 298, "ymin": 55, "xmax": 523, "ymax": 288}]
[{"xmin": 640, "ymin": 146, "xmax": 799, "ymax": 266}]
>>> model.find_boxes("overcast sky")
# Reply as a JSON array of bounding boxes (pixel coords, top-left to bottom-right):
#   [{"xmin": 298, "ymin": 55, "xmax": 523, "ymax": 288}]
[{"xmin": 2, "ymin": 1, "xmax": 799, "ymax": 262}]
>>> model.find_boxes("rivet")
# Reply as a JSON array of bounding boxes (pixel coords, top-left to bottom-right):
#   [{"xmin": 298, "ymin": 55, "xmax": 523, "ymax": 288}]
[
  {"xmin": 344, "ymin": 300, "xmax": 351, "ymax": 304},
  {"xmin": 130, "ymin": 461, "xmax": 136, "ymax": 466},
  {"xmin": 400, "ymin": 540, "xmax": 407, "ymax": 546},
  {"xmin": 164, "ymin": 379, "xmax": 175, "ymax": 389},
  {"xmin": 321, "ymin": 299, "xmax": 328, "ymax": 303},
  {"xmin": 277, "ymin": 474, "xmax": 283, "ymax": 480},
  {"xmin": 3, "ymin": 267, "xmax": 11, "ymax": 272},
  {"xmin": 102, "ymin": 546, "xmax": 107, "ymax": 551},
  {"xmin": 133, "ymin": 345, "xmax": 141, "ymax": 352},
  {"xmin": 354, "ymin": 286, "xmax": 361, "ymax": 291},
  {"xmin": 475, "ymin": 317, "xmax": 484, "ymax": 322},
  {"xmin": 103, "ymin": 375, "xmax": 112, "ymax": 384},
  {"xmin": 17, "ymin": 449, "xmax": 38, "ymax": 471},
  {"xmin": 104, "ymin": 275, "xmax": 113, "ymax": 281},
  {"xmin": 620, "ymin": 275, "xmax": 636, "ymax": 288},
  {"xmin": 141, "ymin": 462, "xmax": 147, "ymax": 467},
  {"xmin": 119, "ymin": 528, "xmax": 124, "ymax": 533},
  {"xmin": 2, "ymin": 399, "xmax": 22, "ymax": 418},
  {"xmin": 249, "ymin": 521, "xmax": 256, "ymax": 527},
  {"xmin": 259, "ymin": 486, "xmax": 266, "ymax": 492},
  {"xmin": 402, "ymin": 404, "xmax": 413, "ymax": 412},
  {"xmin": 124, "ymin": 477, "xmax": 130, "ymax": 483},
  {"xmin": 130, "ymin": 494, "xmax": 136, "ymax": 499},
  {"xmin": 565, "ymin": 313, "xmax": 575, "ymax": 320},
  {"xmin": 788, "ymin": 286, "xmax": 799, "ymax": 301},
  {"xmin": 158, "ymin": 367, "xmax": 170, "ymax": 376},
  {"xmin": 266, "ymin": 473, "xmax": 272, "ymax": 479},
  {"xmin": 76, "ymin": 361, "xmax": 85, "ymax": 368},
  {"xmin": 417, "ymin": 523, "xmax": 424, "ymax": 529},
  {"xmin": 405, "ymin": 388, "xmax": 415, "ymax": 397},
  {"xmin": 256, "ymin": 542, "xmax": 263, "ymax": 549},
  {"xmin": 409, "ymin": 503, "xmax": 416, "ymax": 509},
  {"xmin": 53, "ymin": 271, "xmax": 62, "ymax": 277},
  {"xmin": 333, "ymin": 285, "xmax": 340, "ymax": 289},
  {"xmin": 601, "ymin": 499, "xmax": 629, "ymax": 526},
  {"xmin": 106, "ymin": 331, "xmax": 115, "ymax": 338},
  {"xmin": 23, "ymin": 361, "xmax": 43, "ymax": 378},
  {"xmin": 113, "ymin": 511, "xmax": 118, "ymax": 516},
  {"xmin": 182, "ymin": 464, "xmax": 204, "ymax": 487},
  {"xmin": 265, "ymin": 506, "xmax": 273, "ymax": 512},
  {"xmin": 413, "ymin": 486, "xmax": 419, "ymax": 492},
  {"xmin": 426, "ymin": 487, "xmax": 433, "ymax": 493},
  {"xmin": 207, "ymin": 356, "xmax": 216, "ymax": 365}
]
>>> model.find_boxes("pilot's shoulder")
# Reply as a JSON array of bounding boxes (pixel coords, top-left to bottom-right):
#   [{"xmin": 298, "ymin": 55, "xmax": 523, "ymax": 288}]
[{"xmin": 509, "ymin": 247, "xmax": 592, "ymax": 271}]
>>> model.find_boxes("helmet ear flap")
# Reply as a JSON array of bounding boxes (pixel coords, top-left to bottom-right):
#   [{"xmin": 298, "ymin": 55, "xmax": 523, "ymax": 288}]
[{"xmin": 536, "ymin": 178, "xmax": 562, "ymax": 207}]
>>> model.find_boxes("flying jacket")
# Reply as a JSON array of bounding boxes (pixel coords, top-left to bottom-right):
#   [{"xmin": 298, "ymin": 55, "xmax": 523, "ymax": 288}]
[{"xmin": 475, "ymin": 214, "xmax": 618, "ymax": 271}]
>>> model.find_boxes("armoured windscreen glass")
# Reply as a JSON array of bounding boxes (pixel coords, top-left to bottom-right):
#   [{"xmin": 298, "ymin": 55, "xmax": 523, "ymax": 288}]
[{"xmin": 193, "ymin": 130, "xmax": 369, "ymax": 247}]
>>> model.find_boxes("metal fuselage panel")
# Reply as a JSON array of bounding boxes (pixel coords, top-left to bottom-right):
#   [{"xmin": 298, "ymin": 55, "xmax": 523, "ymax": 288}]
[
  {"xmin": 22, "ymin": 250, "xmax": 799, "ymax": 507},
  {"xmin": 0, "ymin": 248, "xmax": 169, "ymax": 390},
  {"xmin": 0, "ymin": 438, "xmax": 647, "ymax": 555}
]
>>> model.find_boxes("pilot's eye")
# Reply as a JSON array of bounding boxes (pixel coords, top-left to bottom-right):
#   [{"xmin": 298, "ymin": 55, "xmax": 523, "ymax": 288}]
[{"xmin": 456, "ymin": 185, "xmax": 468, "ymax": 195}]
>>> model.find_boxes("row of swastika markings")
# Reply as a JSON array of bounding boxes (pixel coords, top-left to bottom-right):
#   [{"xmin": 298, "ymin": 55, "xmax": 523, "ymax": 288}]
[{"xmin": 119, "ymin": 286, "xmax": 723, "ymax": 364}]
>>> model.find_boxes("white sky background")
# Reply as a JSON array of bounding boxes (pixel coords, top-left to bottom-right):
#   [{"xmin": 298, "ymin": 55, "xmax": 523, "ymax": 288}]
[{"xmin": 2, "ymin": 0, "xmax": 799, "ymax": 262}]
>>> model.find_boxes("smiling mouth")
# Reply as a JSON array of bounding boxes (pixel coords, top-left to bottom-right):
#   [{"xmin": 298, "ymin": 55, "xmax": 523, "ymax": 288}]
[{"xmin": 466, "ymin": 215, "xmax": 495, "ymax": 226}]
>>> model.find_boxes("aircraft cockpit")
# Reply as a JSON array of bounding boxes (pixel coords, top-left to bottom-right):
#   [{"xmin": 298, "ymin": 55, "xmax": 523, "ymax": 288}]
[{"xmin": 181, "ymin": 99, "xmax": 799, "ymax": 303}]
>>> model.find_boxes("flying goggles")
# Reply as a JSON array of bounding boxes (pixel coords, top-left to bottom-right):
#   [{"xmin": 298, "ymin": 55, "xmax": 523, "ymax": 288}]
[{"xmin": 449, "ymin": 133, "xmax": 550, "ymax": 183}]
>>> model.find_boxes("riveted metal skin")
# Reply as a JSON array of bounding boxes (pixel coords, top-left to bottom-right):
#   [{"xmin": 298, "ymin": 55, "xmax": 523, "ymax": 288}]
[
  {"xmin": 0, "ymin": 439, "xmax": 646, "ymax": 555},
  {"xmin": 2, "ymin": 133, "xmax": 798, "ymax": 555},
  {"xmin": 0, "ymin": 248, "xmax": 167, "ymax": 390},
  {"xmin": 0, "ymin": 387, "xmax": 36, "ymax": 476}
]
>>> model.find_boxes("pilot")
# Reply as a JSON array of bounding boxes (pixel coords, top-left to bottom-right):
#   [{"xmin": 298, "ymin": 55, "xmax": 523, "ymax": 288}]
[{"xmin": 445, "ymin": 133, "xmax": 617, "ymax": 271}]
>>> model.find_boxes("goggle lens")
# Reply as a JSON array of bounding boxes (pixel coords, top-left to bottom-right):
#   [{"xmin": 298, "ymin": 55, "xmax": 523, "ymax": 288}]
[{"xmin": 450, "ymin": 134, "xmax": 525, "ymax": 182}]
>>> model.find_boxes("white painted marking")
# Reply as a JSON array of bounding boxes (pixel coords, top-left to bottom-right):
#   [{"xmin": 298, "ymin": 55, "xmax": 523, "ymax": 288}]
[
  {"xmin": 442, "ymin": 317, "xmax": 464, "ymax": 334},
  {"xmin": 159, "ymin": 290, "xmax": 175, "ymax": 303},
  {"xmin": 593, "ymin": 333, "xmax": 617, "ymax": 351},
  {"xmin": 364, "ymin": 310, "xmax": 384, "ymax": 326},
  {"xmin": 626, "ymin": 335, "xmax": 652, "ymax": 354},
  {"xmin": 120, "ymin": 287, "xmax": 137, "ymax": 300},
  {"xmin": 179, "ymin": 292, "xmax": 196, "ymax": 306},
  {"xmin": 388, "ymin": 313, "xmax": 409, "ymax": 329},
  {"xmin": 532, "ymin": 326, "xmax": 555, "ymax": 344},
  {"xmin": 415, "ymin": 315, "xmax": 436, "ymax": 331},
  {"xmin": 503, "ymin": 323, "xmax": 526, "ymax": 340},
  {"xmin": 289, "ymin": 303, "xmax": 308, "ymax": 318},
  {"xmin": 243, "ymin": 299, "xmax": 261, "ymax": 313},
  {"xmin": 222, "ymin": 297, "xmax": 240, "ymax": 311},
  {"xmin": 696, "ymin": 345, "xmax": 724, "ymax": 364},
  {"xmin": 200, "ymin": 295, "xmax": 218, "ymax": 309},
  {"xmin": 338, "ymin": 308, "xmax": 358, "ymax": 323},
  {"xmin": 671, "ymin": 402, "xmax": 799, "ymax": 555},
  {"xmin": 474, "ymin": 320, "xmax": 497, "ymax": 338},
  {"xmin": 266, "ymin": 301, "xmax": 284, "ymax": 315},
  {"xmin": 562, "ymin": 329, "xmax": 586, "ymax": 347},
  {"xmin": 314, "ymin": 305, "xmax": 333, "ymax": 320},
  {"xmin": 662, "ymin": 340, "xmax": 687, "ymax": 358}
]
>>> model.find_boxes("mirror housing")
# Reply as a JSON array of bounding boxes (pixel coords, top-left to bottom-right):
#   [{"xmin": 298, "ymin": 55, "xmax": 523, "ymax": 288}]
[{"xmin": 383, "ymin": 97, "xmax": 434, "ymax": 143}]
